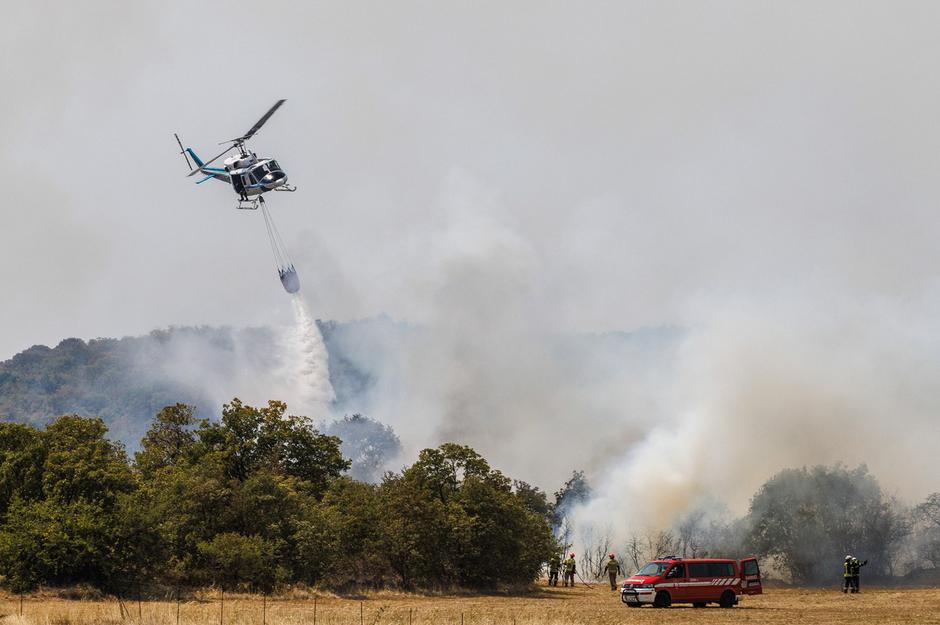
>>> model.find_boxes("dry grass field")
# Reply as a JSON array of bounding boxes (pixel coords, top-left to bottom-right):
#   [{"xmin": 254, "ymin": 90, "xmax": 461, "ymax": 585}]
[{"xmin": 1, "ymin": 584, "xmax": 939, "ymax": 625}]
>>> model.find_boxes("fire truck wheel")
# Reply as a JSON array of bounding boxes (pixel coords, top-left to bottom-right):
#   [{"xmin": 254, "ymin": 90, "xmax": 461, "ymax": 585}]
[
  {"xmin": 693, "ymin": 602, "xmax": 707, "ymax": 608},
  {"xmin": 719, "ymin": 590, "xmax": 736, "ymax": 608},
  {"xmin": 653, "ymin": 591, "xmax": 671, "ymax": 608}
]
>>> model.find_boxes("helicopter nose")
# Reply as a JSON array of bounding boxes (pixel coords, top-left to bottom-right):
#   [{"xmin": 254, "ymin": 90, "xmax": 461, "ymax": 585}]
[{"xmin": 261, "ymin": 171, "xmax": 287, "ymax": 189}]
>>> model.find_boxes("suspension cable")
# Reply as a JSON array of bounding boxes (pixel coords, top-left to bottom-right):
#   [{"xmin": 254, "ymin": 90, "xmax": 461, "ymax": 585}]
[{"xmin": 261, "ymin": 203, "xmax": 289, "ymax": 270}]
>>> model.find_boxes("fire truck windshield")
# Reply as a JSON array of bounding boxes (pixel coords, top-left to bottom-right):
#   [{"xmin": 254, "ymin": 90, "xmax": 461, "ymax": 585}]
[{"xmin": 636, "ymin": 562, "xmax": 671, "ymax": 576}]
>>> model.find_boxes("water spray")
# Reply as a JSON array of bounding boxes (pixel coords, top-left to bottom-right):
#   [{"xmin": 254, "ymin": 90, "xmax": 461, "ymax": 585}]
[{"xmin": 278, "ymin": 294, "xmax": 335, "ymax": 414}]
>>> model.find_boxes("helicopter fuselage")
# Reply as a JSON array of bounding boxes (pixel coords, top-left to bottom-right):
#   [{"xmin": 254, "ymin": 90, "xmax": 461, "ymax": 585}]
[
  {"xmin": 176, "ymin": 99, "xmax": 294, "ymax": 207},
  {"xmin": 224, "ymin": 153, "xmax": 289, "ymax": 197}
]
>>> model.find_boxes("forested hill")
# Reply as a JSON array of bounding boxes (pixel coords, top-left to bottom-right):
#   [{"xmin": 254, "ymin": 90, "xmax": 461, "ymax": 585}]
[
  {"xmin": 0, "ymin": 320, "xmax": 386, "ymax": 448},
  {"xmin": 0, "ymin": 319, "xmax": 682, "ymax": 453}
]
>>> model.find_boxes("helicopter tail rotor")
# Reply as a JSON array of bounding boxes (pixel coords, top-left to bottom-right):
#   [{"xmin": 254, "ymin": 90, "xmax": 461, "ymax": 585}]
[{"xmin": 174, "ymin": 133, "xmax": 194, "ymax": 171}]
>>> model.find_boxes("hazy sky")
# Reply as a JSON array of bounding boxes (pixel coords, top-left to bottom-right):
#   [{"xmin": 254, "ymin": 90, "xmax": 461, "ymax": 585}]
[
  {"xmin": 4, "ymin": 1, "xmax": 940, "ymax": 358},
  {"xmin": 6, "ymin": 1, "xmax": 940, "ymax": 519}
]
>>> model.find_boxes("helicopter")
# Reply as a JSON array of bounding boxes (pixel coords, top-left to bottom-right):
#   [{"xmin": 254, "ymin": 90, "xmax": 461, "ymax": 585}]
[
  {"xmin": 174, "ymin": 99, "xmax": 295, "ymax": 210},
  {"xmin": 174, "ymin": 99, "xmax": 302, "ymax": 294}
]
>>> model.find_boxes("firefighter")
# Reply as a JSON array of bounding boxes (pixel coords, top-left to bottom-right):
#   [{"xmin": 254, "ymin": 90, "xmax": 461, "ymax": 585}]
[
  {"xmin": 563, "ymin": 552, "xmax": 577, "ymax": 587},
  {"xmin": 850, "ymin": 557, "xmax": 868, "ymax": 593},
  {"xmin": 605, "ymin": 553, "xmax": 622, "ymax": 590},
  {"xmin": 548, "ymin": 553, "xmax": 561, "ymax": 586},
  {"xmin": 843, "ymin": 555, "xmax": 853, "ymax": 593}
]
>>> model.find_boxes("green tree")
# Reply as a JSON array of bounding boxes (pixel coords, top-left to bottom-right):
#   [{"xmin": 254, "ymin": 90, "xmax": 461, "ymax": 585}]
[
  {"xmin": 41, "ymin": 415, "xmax": 134, "ymax": 507},
  {"xmin": 300, "ymin": 478, "xmax": 386, "ymax": 587},
  {"xmin": 197, "ymin": 532, "xmax": 284, "ymax": 591},
  {"xmin": 135, "ymin": 400, "xmax": 347, "ymax": 586},
  {"xmin": 913, "ymin": 493, "xmax": 940, "ymax": 569},
  {"xmin": 0, "ymin": 416, "xmax": 142, "ymax": 592},
  {"xmin": 378, "ymin": 471, "xmax": 450, "ymax": 587},
  {"xmin": 0, "ymin": 423, "xmax": 45, "ymax": 517},
  {"xmin": 749, "ymin": 464, "xmax": 909, "ymax": 583},
  {"xmin": 513, "ymin": 480, "xmax": 552, "ymax": 520},
  {"xmin": 378, "ymin": 444, "xmax": 553, "ymax": 589},
  {"xmin": 552, "ymin": 470, "xmax": 591, "ymax": 529},
  {"xmin": 0, "ymin": 499, "xmax": 116, "ymax": 591},
  {"xmin": 134, "ymin": 403, "xmax": 197, "ymax": 477},
  {"xmin": 195, "ymin": 399, "xmax": 349, "ymax": 496},
  {"xmin": 0, "ymin": 403, "xmax": 557, "ymax": 592},
  {"xmin": 137, "ymin": 454, "xmax": 233, "ymax": 581}
]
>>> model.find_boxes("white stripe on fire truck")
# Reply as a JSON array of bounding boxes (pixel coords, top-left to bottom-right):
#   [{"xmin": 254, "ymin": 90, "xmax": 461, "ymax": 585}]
[{"xmin": 655, "ymin": 579, "xmax": 741, "ymax": 588}]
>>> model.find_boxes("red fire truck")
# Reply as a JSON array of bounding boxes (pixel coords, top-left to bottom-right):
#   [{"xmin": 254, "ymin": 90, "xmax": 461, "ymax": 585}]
[{"xmin": 620, "ymin": 556, "xmax": 762, "ymax": 608}]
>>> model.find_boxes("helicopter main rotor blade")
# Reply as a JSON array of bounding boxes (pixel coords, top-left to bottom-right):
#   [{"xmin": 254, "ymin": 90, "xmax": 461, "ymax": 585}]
[
  {"xmin": 236, "ymin": 99, "xmax": 286, "ymax": 143},
  {"xmin": 187, "ymin": 145, "xmax": 237, "ymax": 176}
]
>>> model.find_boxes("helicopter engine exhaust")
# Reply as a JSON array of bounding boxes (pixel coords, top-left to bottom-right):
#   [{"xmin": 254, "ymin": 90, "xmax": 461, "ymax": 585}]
[{"xmin": 261, "ymin": 202, "xmax": 300, "ymax": 294}]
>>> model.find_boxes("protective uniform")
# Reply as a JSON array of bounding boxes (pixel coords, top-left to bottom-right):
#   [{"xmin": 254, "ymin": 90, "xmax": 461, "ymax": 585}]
[
  {"xmin": 850, "ymin": 557, "xmax": 868, "ymax": 593},
  {"xmin": 548, "ymin": 554, "xmax": 561, "ymax": 586},
  {"xmin": 843, "ymin": 556, "xmax": 853, "ymax": 594},
  {"xmin": 606, "ymin": 554, "xmax": 621, "ymax": 590},
  {"xmin": 563, "ymin": 554, "xmax": 577, "ymax": 587}
]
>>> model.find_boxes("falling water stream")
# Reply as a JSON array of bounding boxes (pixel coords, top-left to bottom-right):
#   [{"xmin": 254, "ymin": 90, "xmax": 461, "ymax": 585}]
[{"xmin": 279, "ymin": 294, "xmax": 335, "ymax": 414}]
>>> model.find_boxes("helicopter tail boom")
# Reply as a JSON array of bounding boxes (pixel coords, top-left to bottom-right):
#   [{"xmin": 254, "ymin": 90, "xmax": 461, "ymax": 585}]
[
  {"xmin": 186, "ymin": 148, "xmax": 205, "ymax": 168},
  {"xmin": 180, "ymin": 147, "xmax": 231, "ymax": 185}
]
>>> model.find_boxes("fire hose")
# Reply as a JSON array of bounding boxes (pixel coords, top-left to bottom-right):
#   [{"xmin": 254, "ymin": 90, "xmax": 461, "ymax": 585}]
[{"xmin": 575, "ymin": 570, "xmax": 595, "ymax": 588}]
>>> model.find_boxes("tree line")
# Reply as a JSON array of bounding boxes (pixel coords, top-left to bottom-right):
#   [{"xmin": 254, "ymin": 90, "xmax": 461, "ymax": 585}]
[
  {"xmin": 0, "ymin": 401, "xmax": 554, "ymax": 593},
  {"xmin": 570, "ymin": 464, "xmax": 940, "ymax": 586},
  {"xmin": 2, "ymin": 400, "xmax": 937, "ymax": 593}
]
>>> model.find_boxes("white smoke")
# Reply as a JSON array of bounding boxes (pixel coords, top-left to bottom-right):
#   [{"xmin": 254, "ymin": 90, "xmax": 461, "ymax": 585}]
[
  {"xmin": 295, "ymin": 169, "xmax": 940, "ymax": 556},
  {"xmin": 569, "ymin": 290, "xmax": 940, "ymax": 546},
  {"xmin": 138, "ymin": 293, "xmax": 335, "ymax": 423}
]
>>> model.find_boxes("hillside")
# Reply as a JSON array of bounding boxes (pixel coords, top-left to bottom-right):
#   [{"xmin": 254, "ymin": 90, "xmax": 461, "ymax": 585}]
[
  {"xmin": 0, "ymin": 319, "xmax": 682, "ymax": 455},
  {"xmin": 0, "ymin": 320, "xmax": 389, "ymax": 448}
]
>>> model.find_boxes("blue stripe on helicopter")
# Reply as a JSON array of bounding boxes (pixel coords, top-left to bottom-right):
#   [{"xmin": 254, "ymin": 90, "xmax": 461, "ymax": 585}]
[{"xmin": 185, "ymin": 148, "xmax": 205, "ymax": 167}]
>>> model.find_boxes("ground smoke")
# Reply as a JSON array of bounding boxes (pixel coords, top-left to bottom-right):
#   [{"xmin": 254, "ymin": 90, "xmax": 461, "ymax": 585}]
[{"xmin": 567, "ymin": 293, "xmax": 940, "ymax": 556}]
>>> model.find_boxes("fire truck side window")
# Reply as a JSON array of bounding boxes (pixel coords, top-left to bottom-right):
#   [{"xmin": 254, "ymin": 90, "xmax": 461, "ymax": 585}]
[
  {"xmin": 743, "ymin": 560, "xmax": 760, "ymax": 576},
  {"xmin": 707, "ymin": 562, "xmax": 735, "ymax": 577},
  {"xmin": 666, "ymin": 563, "xmax": 685, "ymax": 579},
  {"xmin": 688, "ymin": 562, "xmax": 709, "ymax": 577}
]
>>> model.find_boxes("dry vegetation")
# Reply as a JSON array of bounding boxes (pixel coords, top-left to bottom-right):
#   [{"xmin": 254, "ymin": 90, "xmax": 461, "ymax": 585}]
[{"xmin": 1, "ymin": 585, "xmax": 939, "ymax": 625}]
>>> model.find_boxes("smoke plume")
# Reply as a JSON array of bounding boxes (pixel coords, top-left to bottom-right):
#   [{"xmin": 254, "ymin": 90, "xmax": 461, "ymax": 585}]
[
  {"xmin": 570, "ymin": 291, "xmax": 940, "ymax": 546},
  {"xmin": 301, "ymin": 170, "xmax": 940, "ymax": 553}
]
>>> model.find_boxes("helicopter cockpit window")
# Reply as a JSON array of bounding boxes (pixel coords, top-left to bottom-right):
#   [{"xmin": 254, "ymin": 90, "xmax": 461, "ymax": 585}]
[
  {"xmin": 268, "ymin": 160, "xmax": 280, "ymax": 172},
  {"xmin": 251, "ymin": 166, "xmax": 267, "ymax": 183}
]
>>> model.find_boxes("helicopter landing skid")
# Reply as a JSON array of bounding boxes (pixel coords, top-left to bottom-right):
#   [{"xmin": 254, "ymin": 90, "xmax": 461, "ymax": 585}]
[
  {"xmin": 274, "ymin": 184, "xmax": 297, "ymax": 192},
  {"xmin": 236, "ymin": 198, "xmax": 260, "ymax": 210}
]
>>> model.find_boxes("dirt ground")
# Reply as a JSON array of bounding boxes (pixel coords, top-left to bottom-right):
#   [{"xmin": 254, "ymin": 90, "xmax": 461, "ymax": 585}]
[{"xmin": 1, "ymin": 584, "xmax": 939, "ymax": 625}]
